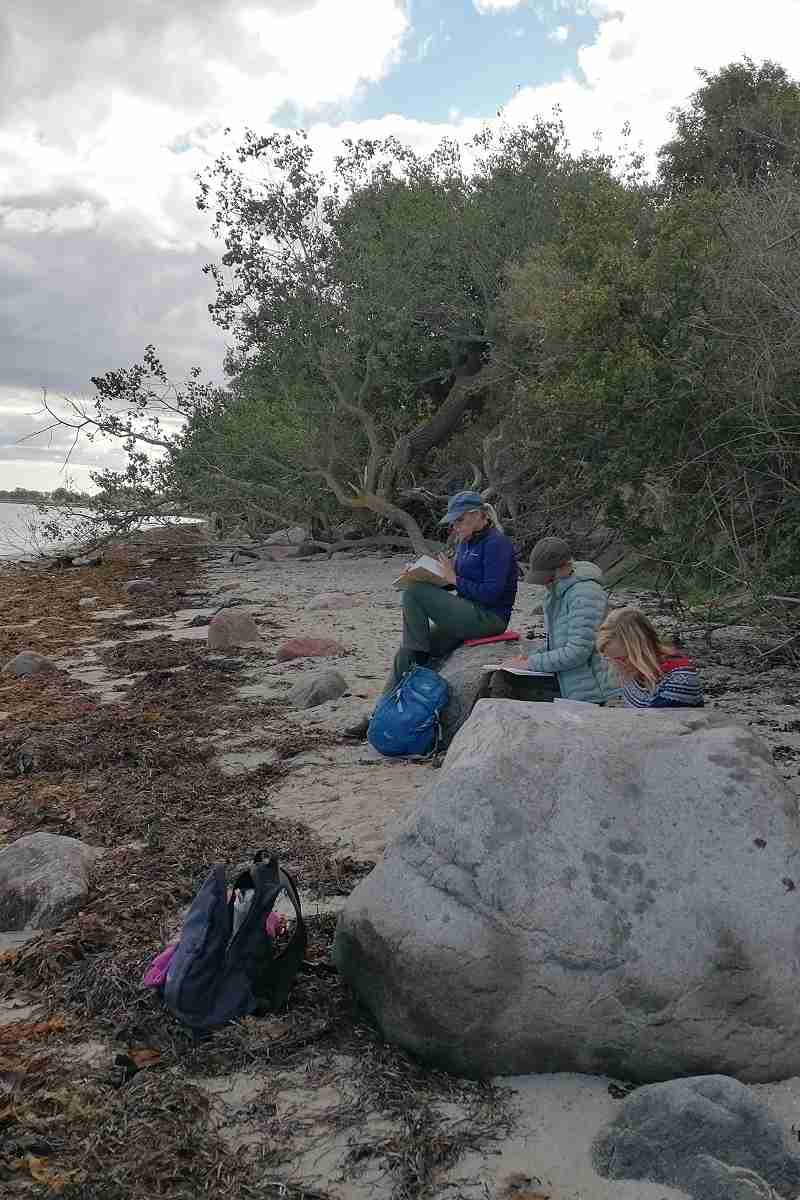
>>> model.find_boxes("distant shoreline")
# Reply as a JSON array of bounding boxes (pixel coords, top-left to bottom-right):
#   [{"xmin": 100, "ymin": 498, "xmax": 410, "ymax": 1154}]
[{"xmin": 0, "ymin": 498, "xmax": 95, "ymax": 506}]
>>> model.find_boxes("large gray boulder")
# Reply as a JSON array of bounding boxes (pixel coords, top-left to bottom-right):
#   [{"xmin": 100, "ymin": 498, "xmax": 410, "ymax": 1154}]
[
  {"xmin": 334, "ymin": 702, "xmax": 800, "ymax": 1082},
  {"xmin": 435, "ymin": 641, "xmax": 522, "ymax": 747},
  {"xmin": 0, "ymin": 833, "xmax": 104, "ymax": 930},
  {"xmin": 593, "ymin": 1074, "xmax": 800, "ymax": 1199}
]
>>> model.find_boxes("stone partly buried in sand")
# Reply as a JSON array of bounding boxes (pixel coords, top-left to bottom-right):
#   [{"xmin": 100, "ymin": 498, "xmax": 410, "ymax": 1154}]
[
  {"xmin": 306, "ymin": 592, "xmax": 359, "ymax": 611},
  {"xmin": 286, "ymin": 669, "xmax": 347, "ymax": 709},
  {"xmin": 593, "ymin": 1074, "xmax": 800, "ymax": 1200},
  {"xmin": 277, "ymin": 637, "xmax": 346, "ymax": 662},
  {"xmin": 207, "ymin": 609, "xmax": 263, "ymax": 650},
  {"xmin": 0, "ymin": 832, "xmax": 104, "ymax": 930},
  {"xmin": 123, "ymin": 577, "xmax": 158, "ymax": 595},
  {"xmin": 334, "ymin": 701, "xmax": 800, "ymax": 1083},
  {"xmin": 1, "ymin": 650, "xmax": 57, "ymax": 678}
]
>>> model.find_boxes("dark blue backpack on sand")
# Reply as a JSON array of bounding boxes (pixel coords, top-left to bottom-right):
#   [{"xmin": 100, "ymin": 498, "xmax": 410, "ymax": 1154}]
[
  {"xmin": 163, "ymin": 854, "xmax": 305, "ymax": 1031},
  {"xmin": 367, "ymin": 665, "xmax": 449, "ymax": 758}
]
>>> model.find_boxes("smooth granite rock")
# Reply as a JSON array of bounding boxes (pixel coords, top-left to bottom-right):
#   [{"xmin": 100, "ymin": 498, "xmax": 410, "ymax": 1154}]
[
  {"xmin": 593, "ymin": 1074, "xmax": 800, "ymax": 1199},
  {"xmin": 0, "ymin": 833, "xmax": 104, "ymax": 930},
  {"xmin": 335, "ymin": 701, "xmax": 800, "ymax": 1082}
]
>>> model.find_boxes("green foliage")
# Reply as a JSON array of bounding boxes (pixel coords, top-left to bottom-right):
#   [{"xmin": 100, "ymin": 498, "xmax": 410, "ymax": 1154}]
[
  {"xmin": 658, "ymin": 57, "xmax": 800, "ymax": 194},
  {"xmin": 52, "ymin": 56, "xmax": 799, "ymax": 594},
  {"xmin": 492, "ymin": 115, "xmax": 800, "ymax": 593},
  {"xmin": 0, "ymin": 487, "xmax": 93, "ymax": 505}
]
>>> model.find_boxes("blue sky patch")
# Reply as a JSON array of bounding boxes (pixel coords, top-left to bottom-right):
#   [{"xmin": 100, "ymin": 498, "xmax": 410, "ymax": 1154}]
[{"xmin": 294, "ymin": 0, "xmax": 600, "ymax": 126}]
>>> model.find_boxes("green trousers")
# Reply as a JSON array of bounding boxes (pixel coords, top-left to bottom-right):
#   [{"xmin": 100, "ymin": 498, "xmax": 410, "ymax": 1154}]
[
  {"xmin": 384, "ymin": 582, "xmax": 506, "ymax": 694},
  {"xmin": 472, "ymin": 670, "xmax": 561, "ymax": 707}
]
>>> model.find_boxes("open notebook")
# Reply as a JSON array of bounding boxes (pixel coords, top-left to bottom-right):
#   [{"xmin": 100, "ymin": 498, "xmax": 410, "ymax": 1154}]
[
  {"xmin": 393, "ymin": 554, "xmax": 450, "ymax": 589},
  {"xmin": 480, "ymin": 663, "xmax": 553, "ymax": 678}
]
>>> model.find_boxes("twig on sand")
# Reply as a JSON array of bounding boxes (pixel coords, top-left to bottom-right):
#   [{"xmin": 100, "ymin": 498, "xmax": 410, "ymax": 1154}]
[{"xmin": 754, "ymin": 631, "xmax": 800, "ymax": 660}]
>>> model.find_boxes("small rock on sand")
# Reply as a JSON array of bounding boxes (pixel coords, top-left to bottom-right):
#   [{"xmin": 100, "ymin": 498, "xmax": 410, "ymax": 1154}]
[
  {"xmin": 124, "ymin": 578, "xmax": 158, "ymax": 595},
  {"xmin": 277, "ymin": 637, "xmax": 346, "ymax": 662},
  {"xmin": 287, "ymin": 669, "xmax": 348, "ymax": 708},
  {"xmin": 208, "ymin": 610, "xmax": 263, "ymax": 649},
  {"xmin": 265, "ymin": 526, "xmax": 309, "ymax": 546},
  {"xmin": 0, "ymin": 832, "xmax": 104, "ymax": 930},
  {"xmin": 1, "ymin": 650, "xmax": 57, "ymax": 678},
  {"xmin": 307, "ymin": 592, "xmax": 358, "ymax": 610}
]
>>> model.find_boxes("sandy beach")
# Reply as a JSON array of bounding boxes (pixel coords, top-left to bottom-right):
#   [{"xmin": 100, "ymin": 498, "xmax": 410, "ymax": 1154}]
[{"xmin": 2, "ymin": 538, "xmax": 800, "ymax": 1199}]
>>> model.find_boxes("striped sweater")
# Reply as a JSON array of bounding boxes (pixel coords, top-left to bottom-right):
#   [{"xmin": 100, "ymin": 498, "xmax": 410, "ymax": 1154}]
[{"xmin": 622, "ymin": 655, "xmax": 704, "ymax": 709}]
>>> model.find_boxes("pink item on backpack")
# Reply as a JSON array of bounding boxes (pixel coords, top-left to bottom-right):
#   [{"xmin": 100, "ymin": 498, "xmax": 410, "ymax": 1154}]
[
  {"xmin": 142, "ymin": 941, "xmax": 178, "ymax": 988},
  {"xmin": 265, "ymin": 911, "xmax": 288, "ymax": 937},
  {"xmin": 143, "ymin": 904, "xmax": 287, "ymax": 989}
]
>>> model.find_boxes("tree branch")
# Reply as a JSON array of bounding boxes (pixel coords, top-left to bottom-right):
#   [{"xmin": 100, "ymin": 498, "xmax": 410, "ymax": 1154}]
[
  {"xmin": 321, "ymin": 351, "xmax": 383, "ymax": 494},
  {"xmin": 314, "ymin": 466, "xmax": 430, "ymax": 555},
  {"xmin": 378, "ymin": 358, "xmax": 496, "ymax": 497}
]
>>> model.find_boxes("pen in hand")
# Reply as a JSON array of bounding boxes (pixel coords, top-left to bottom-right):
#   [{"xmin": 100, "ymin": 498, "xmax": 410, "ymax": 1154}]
[{"xmin": 436, "ymin": 553, "xmax": 457, "ymax": 585}]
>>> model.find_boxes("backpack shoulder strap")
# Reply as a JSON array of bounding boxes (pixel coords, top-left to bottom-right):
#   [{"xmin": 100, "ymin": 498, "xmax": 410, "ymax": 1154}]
[{"xmin": 249, "ymin": 856, "xmax": 307, "ymax": 1011}]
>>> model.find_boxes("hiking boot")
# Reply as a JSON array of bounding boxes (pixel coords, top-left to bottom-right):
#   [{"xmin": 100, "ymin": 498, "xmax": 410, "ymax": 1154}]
[{"xmin": 343, "ymin": 714, "xmax": 370, "ymax": 739}]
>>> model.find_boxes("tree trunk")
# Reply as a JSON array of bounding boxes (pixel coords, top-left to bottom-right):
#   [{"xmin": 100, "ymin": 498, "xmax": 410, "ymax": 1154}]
[{"xmin": 378, "ymin": 351, "xmax": 488, "ymax": 497}]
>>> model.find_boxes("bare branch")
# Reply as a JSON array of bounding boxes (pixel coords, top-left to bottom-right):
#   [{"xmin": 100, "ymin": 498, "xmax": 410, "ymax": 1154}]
[
  {"xmin": 321, "ymin": 351, "xmax": 383, "ymax": 494},
  {"xmin": 314, "ymin": 465, "xmax": 430, "ymax": 555}
]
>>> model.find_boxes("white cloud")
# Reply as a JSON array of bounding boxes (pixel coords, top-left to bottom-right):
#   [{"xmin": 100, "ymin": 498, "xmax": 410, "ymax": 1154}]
[
  {"xmin": 0, "ymin": 386, "xmax": 130, "ymax": 493},
  {"xmin": 504, "ymin": 0, "xmax": 800, "ymax": 163},
  {"xmin": 473, "ymin": 0, "xmax": 526, "ymax": 12},
  {"xmin": 0, "ymin": 0, "xmax": 411, "ymax": 485},
  {"xmin": 3, "ymin": 0, "xmax": 800, "ymax": 489},
  {"xmin": 549, "ymin": 23, "xmax": 569, "ymax": 42}
]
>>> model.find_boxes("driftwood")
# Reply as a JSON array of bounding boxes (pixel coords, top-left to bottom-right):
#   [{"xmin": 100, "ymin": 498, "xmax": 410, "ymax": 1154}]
[
  {"xmin": 296, "ymin": 535, "xmax": 437, "ymax": 559},
  {"xmin": 225, "ymin": 534, "xmax": 439, "ymax": 565},
  {"xmin": 754, "ymin": 631, "xmax": 800, "ymax": 661}
]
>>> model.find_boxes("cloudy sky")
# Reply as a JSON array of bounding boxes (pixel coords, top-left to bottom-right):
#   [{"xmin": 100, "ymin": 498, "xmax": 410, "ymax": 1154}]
[{"xmin": 2, "ymin": 0, "xmax": 800, "ymax": 490}]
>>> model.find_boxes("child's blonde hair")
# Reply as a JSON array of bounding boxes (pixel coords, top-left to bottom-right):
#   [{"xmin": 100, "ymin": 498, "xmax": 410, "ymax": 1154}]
[{"xmin": 595, "ymin": 607, "xmax": 676, "ymax": 688}]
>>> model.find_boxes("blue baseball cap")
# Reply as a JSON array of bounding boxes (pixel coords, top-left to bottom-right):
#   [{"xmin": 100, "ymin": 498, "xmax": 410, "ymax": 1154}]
[{"xmin": 438, "ymin": 490, "xmax": 484, "ymax": 526}]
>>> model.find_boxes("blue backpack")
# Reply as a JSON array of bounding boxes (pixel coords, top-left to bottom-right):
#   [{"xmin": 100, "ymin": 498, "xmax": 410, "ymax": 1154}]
[
  {"xmin": 163, "ymin": 853, "xmax": 306, "ymax": 1031},
  {"xmin": 367, "ymin": 666, "xmax": 450, "ymax": 757}
]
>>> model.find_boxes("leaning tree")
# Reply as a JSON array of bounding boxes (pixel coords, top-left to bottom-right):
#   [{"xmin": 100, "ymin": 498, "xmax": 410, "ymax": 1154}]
[{"xmin": 188, "ymin": 120, "xmax": 584, "ymax": 548}]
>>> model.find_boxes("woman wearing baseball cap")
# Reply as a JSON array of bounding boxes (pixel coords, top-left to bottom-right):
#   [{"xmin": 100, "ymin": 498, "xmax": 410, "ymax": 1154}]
[
  {"xmin": 503, "ymin": 536, "xmax": 613, "ymax": 704},
  {"xmin": 345, "ymin": 490, "xmax": 519, "ymax": 736}
]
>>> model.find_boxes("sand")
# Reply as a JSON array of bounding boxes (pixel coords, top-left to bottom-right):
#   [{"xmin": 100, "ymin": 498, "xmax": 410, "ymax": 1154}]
[{"xmin": 39, "ymin": 546, "xmax": 800, "ymax": 1198}]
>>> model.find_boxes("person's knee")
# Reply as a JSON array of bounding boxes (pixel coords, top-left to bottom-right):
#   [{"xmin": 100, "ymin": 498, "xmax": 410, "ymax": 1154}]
[
  {"xmin": 402, "ymin": 582, "xmax": 424, "ymax": 601},
  {"xmin": 401, "ymin": 582, "xmax": 426, "ymax": 612}
]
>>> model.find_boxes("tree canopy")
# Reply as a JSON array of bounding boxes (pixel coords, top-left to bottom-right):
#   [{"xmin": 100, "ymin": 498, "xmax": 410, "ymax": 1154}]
[
  {"xmin": 38, "ymin": 57, "xmax": 800, "ymax": 596},
  {"xmin": 658, "ymin": 57, "xmax": 800, "ymax": 193}
]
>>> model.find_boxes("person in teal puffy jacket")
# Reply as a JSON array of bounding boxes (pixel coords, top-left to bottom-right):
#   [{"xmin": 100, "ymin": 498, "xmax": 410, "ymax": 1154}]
[{"xmin": 504, "ymin": 536, "xmax": 613, "ymax": 703}]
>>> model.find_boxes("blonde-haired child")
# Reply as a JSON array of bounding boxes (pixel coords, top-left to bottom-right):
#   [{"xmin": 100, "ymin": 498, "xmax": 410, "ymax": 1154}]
[{"xmin": 596, "ymin": 607, "xmax": 704, "ymax": 709}]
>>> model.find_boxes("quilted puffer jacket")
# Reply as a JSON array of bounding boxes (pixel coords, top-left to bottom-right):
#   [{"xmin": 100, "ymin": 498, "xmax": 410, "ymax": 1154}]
[{"xmin": 526, "ymin": 560, "xmax": 614, "ymax": 703}]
